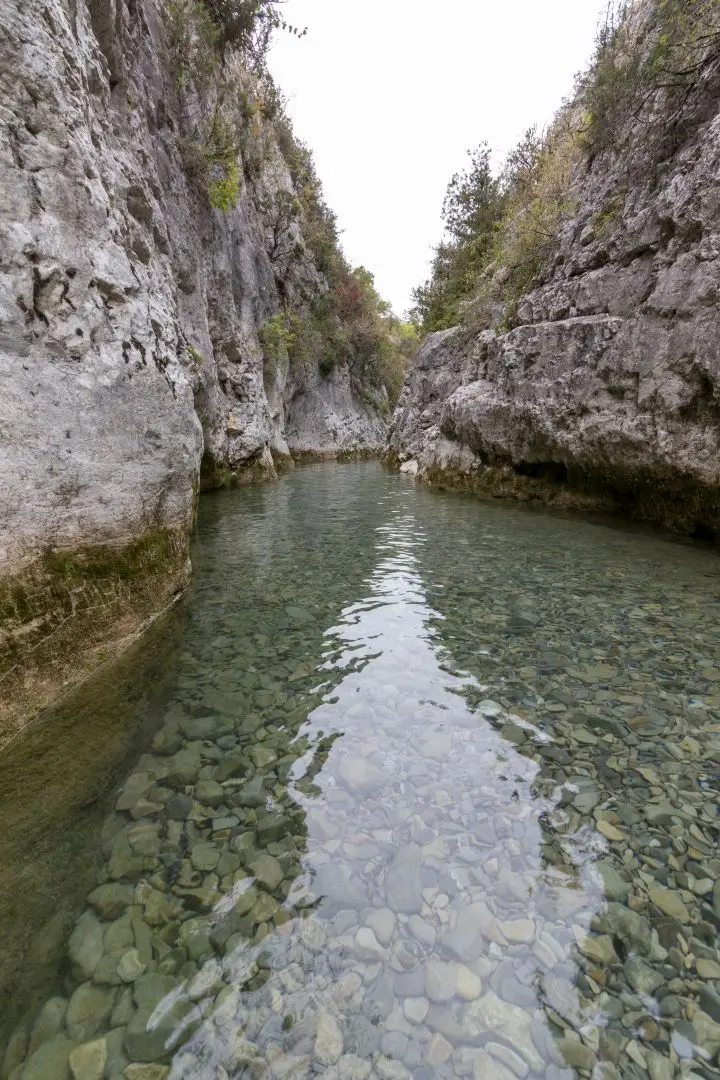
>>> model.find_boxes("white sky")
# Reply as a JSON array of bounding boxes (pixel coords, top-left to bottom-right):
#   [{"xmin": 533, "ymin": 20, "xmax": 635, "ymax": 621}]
[{"xmin": 269, "ymin": 0, "xmax": 604, "ymax": 316}]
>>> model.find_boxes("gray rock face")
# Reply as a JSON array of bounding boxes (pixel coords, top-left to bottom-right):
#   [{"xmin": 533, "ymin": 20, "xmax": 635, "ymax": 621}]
[
  {"xmin": 388, "ymin": 84, "xmax": 720, "ymax": 538},
  {"xmin": 0, "ymin": 0, "xmax": 385, "ymax": 736}
]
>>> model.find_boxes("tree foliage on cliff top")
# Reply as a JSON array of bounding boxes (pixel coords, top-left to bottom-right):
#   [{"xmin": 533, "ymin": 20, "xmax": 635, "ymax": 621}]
[{"xmin": 412, "ymin": 0, "xmax": 720, "ymax": 336}]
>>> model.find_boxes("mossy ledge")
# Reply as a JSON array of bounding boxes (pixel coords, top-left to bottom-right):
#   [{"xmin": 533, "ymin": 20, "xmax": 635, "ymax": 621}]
[
  {"xmin": 385, "ymin": 454, "xmax": 720, "ymax": 544},
  {"xmin": 0, "ymin": 529, "xmax": 190, "ymax": 748},
  {"xmin": 199, "ymin": 450, "xmax": 279, "ymax": 491},
  {"xmin": 292, "ymin": 448, "xmax": 383, "ymax": 464}
]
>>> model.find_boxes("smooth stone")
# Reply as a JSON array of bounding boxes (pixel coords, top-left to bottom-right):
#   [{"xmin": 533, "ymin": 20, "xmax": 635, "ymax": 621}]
[
  {"xmin": 425, "ymin": 1034, "xmax": 452, "ymax": 1066},
  {"xmin": 464, "ymin": 993, "xmax": 544, "ymax": 1071},
  {"xmin": 384, "ymin": 844, "xmax": 424, "ymax": 914},
  {"xmin": 578, "ymin": 934, "xmax": 618, "ymax": 965},
  {"xmin": 190, "ymin": 843, "xmax": 220, "ymax": 872},
  {"xmin": 597, "ymin": 821, "xmax": 625, "ymax": 842},
  {"xmin": 68, "ymin": 1039, "xmax": 107, "ymax": 1080},
  {"xmin": 624, "ymin": 956, "xmax": 664, "ymax": 995},
  {"xmin": 124, "ymin": 1064, "xmax": 171, "ymax": 1079},
  {"xmin": 403, "ymin": 997, "xmax": 429, "ymax": 1024},
  {"xmin": 250, "ymin": 745, "xmax": 277, "ymax": 769},
  {"xmin": 648, "ymin": 888, "xmax": 690, "ymax": 924},
  {"xmin": 455, "ymin": 965, "xmax": 482, "ymax": 1001},
  {"xmin": 425, "ymin": 1005, "xmax": 464, "ymax": 1040},
  {"xmin": 87, "ymin": 884, "xmax": 135, "ymax": 920},
  {"xmin": 596, "ymin": 860, "xmax": 632, "ymax": 902},
  {"xmin": 365, "ymin": 908, "xmax": 396, "ymax": 946},
  {"xmin": 256, "ymin": 814, "xmax": 292, "ymax": 846},
  {"xmin": 354, "ymin": 927, "xmax": 384, "ymax": 961},
  {"xmin": 65, "ymin": 984, "xmax": 115, "ymax": 1043},
  {"xmin": 425, "ymin": 961, "xmax": 457, "ymax": 1003},
  {"xmin": 485, "ymin": 1041, "xmax": 529, "ymax": 1079},
  {"xmin": 315, "ymin": 1014, "xmax": 343, "ymax": 1067},
  {"xmin": 117, "ymin": 949, "xmax": 146, "ymax": 983},
  {"xmin": 104, "ymin": 915, "xmax": 135, "ymax": 955},
  {"xmin": 19, "ymin": 1034, "xmax": 75, "ymax": 1080},
  {"xmin": 499, "ymin": 919, "xmax": 535, "ymax": 944},
  {"xmin": 645, "ymin": 1052, "xmax": 673, "ymax": 1080},
  {"xmin": 440, "ymin": 900, "xmax": 495, "ymax": 960},
  {"xmin": 602, "ymin": 904, "xmax": 652, "ymax": 955},
  {"xmin": 557, "ymin": 1035, "xmax": 596, "ymax": 1072},
  {"xmin": 394, "ymin": 970, "xmax": 426, "ymax": 997},
  {"xmin": 699, "ymin": 985, "xmax": 720, "ymax": 1022},
  {"xmin": 697, "ymin": 958, "xmax": 720, "ymax": 979},
  {"xmin": 408, "ymin": 915, "xmax": 436, "ymax": 947},
  {"xmin": 251, "ymin": 892, "xmax": 278, "ymax": 922},
  {"xmin": 338, "ymin": 757, "xmax": 386, "ymax": 795},
  {"xmin": 248, "ymin": 853, "xmax": 284, "ymax": 891},
  {"xmin": 165, "ymin": 744, "xmax": 201, "ymax": 785},
  {"xmin": 381, "ymin": 1032, "xmax": 409, "ymax": 1059},
  {"xmin": 28, "ymin": 998, "xmax": 67, "ymax": 1054},
  {"xmin": 194, "ymin": 780, "xmax": 225, "ymax": 807},
  {"xmin": 68, "ymin": 912, "xmax": 105, "ymax": 982},
  {"xmin": 693, "ymin": 1009, "xmax": 720, "ymax": 1054},
  {"xmin": 472, "ymin": 1049, "xmax": 517, "ymax": 1080}
]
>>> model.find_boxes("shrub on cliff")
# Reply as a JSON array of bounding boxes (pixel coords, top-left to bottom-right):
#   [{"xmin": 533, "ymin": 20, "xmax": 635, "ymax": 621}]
[
  {"xmin": 412, "ymin": 0, "xmax": 719, "ymax": 337},
  {"xmin": 579, "ymin": 0, "xmax": 720, "ymax": 156},
  {"xmin": 412, "ymin": 123, "xmax": 580, "ymax": 333}
]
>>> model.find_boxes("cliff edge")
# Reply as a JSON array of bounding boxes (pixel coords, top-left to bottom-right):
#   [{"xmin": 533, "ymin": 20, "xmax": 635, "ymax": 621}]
[
  {"xmin": 0, "ymin": 0, "xmax": 390, "ymax": 740},
  {"xmin": 389, "ymin": 1, "xmax": 720, "ymax": 541}
]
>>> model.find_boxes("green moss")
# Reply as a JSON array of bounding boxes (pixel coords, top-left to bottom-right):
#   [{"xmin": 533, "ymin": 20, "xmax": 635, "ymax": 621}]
[
  {"xmin": 389, "ymin": 456, "xmax": 720, "ymax": 542},
  {"xmin": 200, "ymin": 450, "xmax": 277, "ymax": 491},
  {"xmin": 0, "ymin": 528, "xmax": 189, "ymax": 744},
  {"xmin": 40, "ymin": 531, "xmax": 177, "ymax": 586}
]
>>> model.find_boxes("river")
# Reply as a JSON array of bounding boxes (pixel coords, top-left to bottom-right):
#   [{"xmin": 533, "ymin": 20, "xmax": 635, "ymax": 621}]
[{"xmin": 2, "ymin": 462, "xmax": 720, "ymax": 1080}]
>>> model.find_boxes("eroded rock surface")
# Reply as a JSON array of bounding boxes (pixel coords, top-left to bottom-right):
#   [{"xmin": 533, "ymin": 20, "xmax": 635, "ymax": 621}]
[
  {"xmin": 388, "ymin": 82, "xmax": 720, "ymax": 538},
  {"xmin": 0, "ymin": 0, "xmax": 385, "ymax": 734}
]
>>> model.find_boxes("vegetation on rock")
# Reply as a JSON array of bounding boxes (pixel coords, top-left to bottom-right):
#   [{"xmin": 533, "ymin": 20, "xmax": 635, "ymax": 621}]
[
  {"xmin": 412, "ymin": 0, "xmax": 720, "ymax": 335},
  {"xmin": 167, "ymin": 0, "xmax": 416, "ymax": 407}
]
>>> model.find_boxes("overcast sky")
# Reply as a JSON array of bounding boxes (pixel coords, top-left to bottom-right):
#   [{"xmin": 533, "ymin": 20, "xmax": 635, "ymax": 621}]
[{"xmin": 269, "ymin": 0, "xmax": 604, "ymax": 316}]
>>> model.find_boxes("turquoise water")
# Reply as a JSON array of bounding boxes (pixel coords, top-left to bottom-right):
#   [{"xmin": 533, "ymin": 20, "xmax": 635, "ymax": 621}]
[{"xmin": 2, "ymin": 462, "xmax": 720, "ymax": 1080}]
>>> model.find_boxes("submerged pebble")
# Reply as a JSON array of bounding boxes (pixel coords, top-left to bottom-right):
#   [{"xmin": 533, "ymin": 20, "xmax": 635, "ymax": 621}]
[{"xmin": 4, "ymin": 465, "xmax": 720, "ymax": 1079}]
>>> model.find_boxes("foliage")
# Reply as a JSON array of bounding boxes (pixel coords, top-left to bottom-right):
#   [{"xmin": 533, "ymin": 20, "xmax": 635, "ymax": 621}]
[
  {"xmin": 258, "ymin": 267, "xmax": 417, "ymax": 410},
  {"xmin": 208, "ymin": 160, "xmax": 241, "ymax": 209},
  {"xmin": 202, "ymin": 0, "xmax": 306, "ymax": 64},
  {"xmin": 166, "ymin": 0, "xmax": 306, "ymax": 212},
  {"xmin": 166, "ymin": 0, "xmax": 408, "ymax": 415},
  {"xmin": 167, "ymin": 0, "xmax": 220, "ymax": 93},
  {"xmin": 412, "ymin": 122, "xmax": 580, "ymax": 333},
  {"xmin": 258, "ymin": 312, "xmax": 298, "ymax": 383},
  {"xmin": 412, "ymin": 144, "xmax": 506, "ymax": 332},
  {"xmin": 578, "ymin": 0, "xmax": 720, "ymax": 154},
  {"xmin": 411, "ymin": 0, "xmax": 720, "ymax": 337}
]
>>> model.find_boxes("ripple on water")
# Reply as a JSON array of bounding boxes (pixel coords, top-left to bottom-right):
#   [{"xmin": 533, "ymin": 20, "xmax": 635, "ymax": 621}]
[{"xmin": 2, "ymin": 462, "xmax": 720, "ymax": 1080}]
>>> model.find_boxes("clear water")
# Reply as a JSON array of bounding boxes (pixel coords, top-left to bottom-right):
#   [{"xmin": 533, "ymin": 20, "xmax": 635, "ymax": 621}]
[{"xmin": 3, "ymin": 462, "xmax": 720, "ymax": 1080}]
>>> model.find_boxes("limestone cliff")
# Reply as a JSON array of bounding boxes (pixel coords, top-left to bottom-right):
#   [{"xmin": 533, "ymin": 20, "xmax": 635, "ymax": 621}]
[
  {"xmin": 388, "ymin": 5, "xmax": 720, "ymax": 541},
  {"xmin": 0, "ymin": 0, "xmax": 386, "ymax": 740}
]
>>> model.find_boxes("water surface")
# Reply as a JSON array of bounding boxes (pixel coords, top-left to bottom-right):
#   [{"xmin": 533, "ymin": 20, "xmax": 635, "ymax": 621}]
[{"xmin": 3, "ymin": 463, "xmax": 720, "ymax": 1080}]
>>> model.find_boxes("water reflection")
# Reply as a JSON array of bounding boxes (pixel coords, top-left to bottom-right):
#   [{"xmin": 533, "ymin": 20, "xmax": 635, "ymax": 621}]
[{"xmin": 3, "ymin": 465, "xmax": 720, "ymax": 1080}]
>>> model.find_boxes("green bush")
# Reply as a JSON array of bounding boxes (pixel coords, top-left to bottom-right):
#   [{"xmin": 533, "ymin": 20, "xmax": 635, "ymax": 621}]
[{"xmin": 579, "ymin": 0, "xmax": 720, "ymax": 154}]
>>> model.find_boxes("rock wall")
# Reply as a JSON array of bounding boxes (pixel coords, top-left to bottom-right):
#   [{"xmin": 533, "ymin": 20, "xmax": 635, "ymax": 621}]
[
  {"xmin": 0, "ymin": 0, "xmax": 385, "ymax": 741},
  {"xmin": 388, "ymin": 67, "xmax": 720, "ymax": 540}
]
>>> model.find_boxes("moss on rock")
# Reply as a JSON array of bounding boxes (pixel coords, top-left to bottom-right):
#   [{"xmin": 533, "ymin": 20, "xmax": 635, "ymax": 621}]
[{"xmin": 0, "ymin": 529, "xmax": 190, "ymax": 747}]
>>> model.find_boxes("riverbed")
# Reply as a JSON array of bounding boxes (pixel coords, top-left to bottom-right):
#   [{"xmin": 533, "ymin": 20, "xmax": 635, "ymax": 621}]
[{"xmin": 2, "ymin": 462, "xmax": 720, "ymax": 1080}]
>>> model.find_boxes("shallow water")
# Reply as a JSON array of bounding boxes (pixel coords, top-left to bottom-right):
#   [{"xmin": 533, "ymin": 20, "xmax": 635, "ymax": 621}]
[{"xmin": 3, "ymin": 462, "xmax": 720, "ymax": 1080}]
